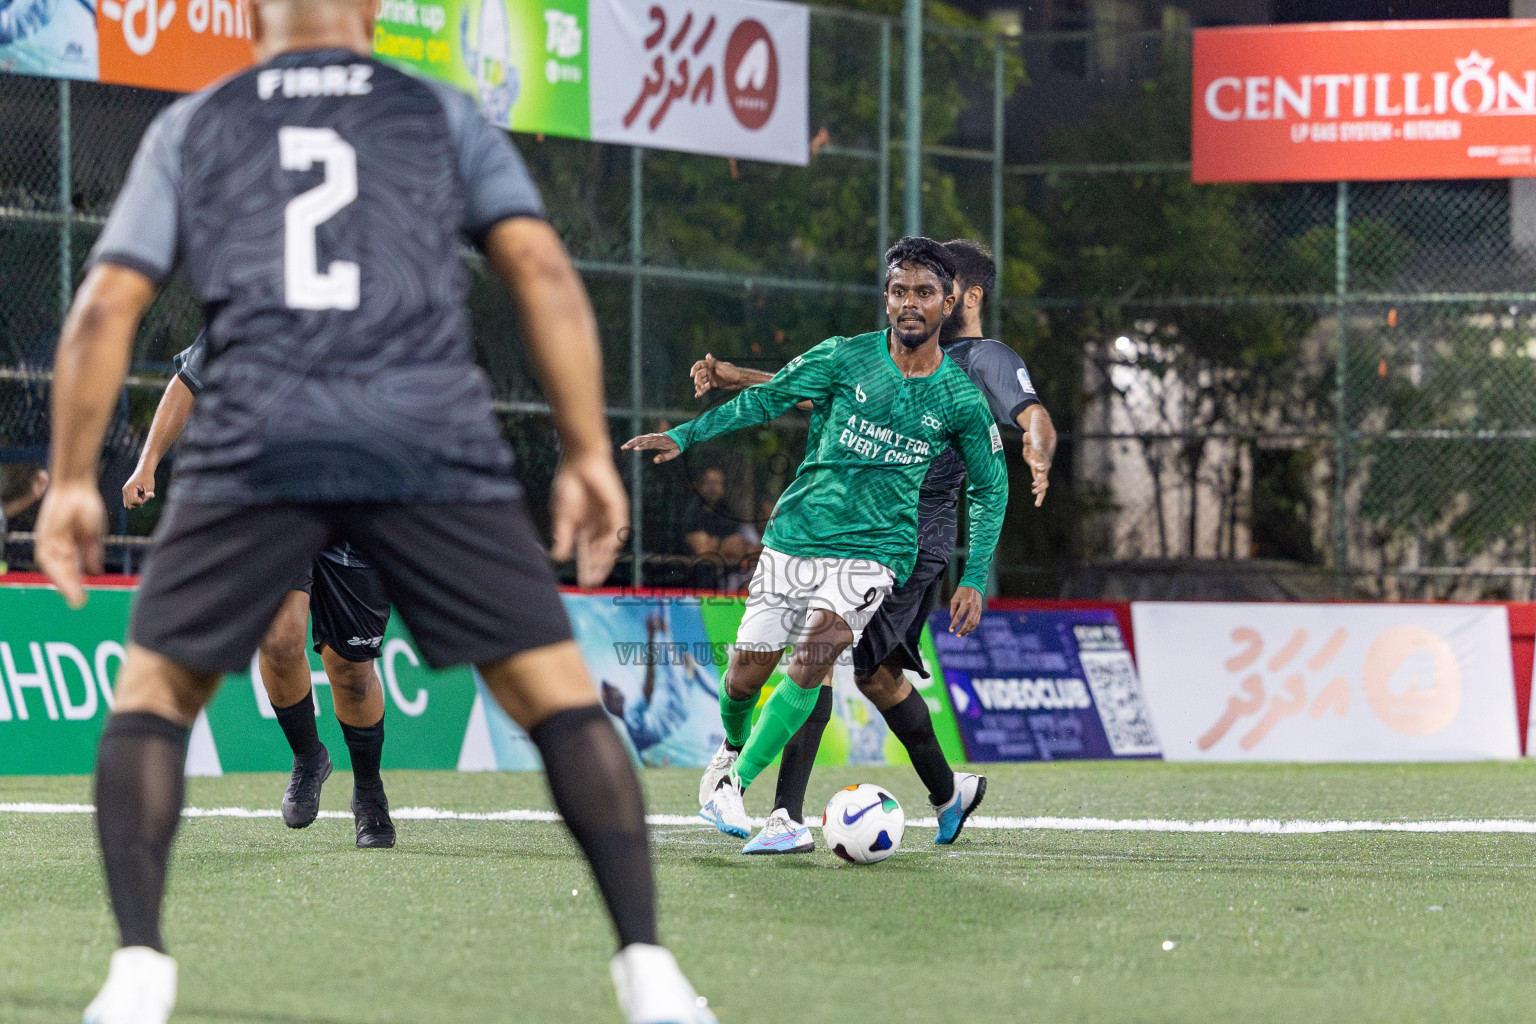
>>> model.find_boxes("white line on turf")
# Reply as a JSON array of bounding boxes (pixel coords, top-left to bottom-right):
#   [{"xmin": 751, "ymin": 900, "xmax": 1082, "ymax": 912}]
[{"xmin": 8, "ymin": 802, "xmax": 1536, "ymax": 833}]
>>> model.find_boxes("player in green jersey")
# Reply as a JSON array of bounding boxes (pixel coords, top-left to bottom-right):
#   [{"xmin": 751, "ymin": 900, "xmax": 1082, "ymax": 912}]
[{"xmin": 622, "ymin": 237, "xmax": 1008, "ymax": 845}]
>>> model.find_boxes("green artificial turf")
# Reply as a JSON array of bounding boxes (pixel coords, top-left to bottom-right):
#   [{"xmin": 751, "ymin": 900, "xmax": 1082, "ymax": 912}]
[{"xmin": 7, "ymin": 761, "xmax": 1536, "ymax": 1022}]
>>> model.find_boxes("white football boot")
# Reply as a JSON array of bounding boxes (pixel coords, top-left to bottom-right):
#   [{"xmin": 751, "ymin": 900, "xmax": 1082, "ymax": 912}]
[
  {"xmin": 698, "ymin": 772, "xmax": 751, "ymax": 839},
  {"xmin": 83, "ymin": 947, "xmax": 177, "ymax": 1024},
  {"xmin": 697, "ymin": 741, "xmax": 739, "ymax": 809},
  {"xmin": 611, "ymin": 943, "xmax": 719, "ymax": 1024}
]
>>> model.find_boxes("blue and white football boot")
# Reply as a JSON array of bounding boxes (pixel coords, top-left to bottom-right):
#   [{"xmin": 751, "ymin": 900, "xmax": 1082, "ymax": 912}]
[
  {"xmin": 742, "ymin": 808, "xmax": 814, "ymax": 855},
  {"xmin": 932, "ymin": 771, "xmax": 987, "ymax": 845}
]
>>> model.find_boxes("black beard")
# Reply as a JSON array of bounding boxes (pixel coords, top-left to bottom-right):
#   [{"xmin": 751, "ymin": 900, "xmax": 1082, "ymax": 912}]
[
  {"xmin": 938, "ymin": 312, "xmax": 964, "ymax": 343},
  {"xmin": 892, "ymin": 321, "xmax": 932, "ymax": 348}
]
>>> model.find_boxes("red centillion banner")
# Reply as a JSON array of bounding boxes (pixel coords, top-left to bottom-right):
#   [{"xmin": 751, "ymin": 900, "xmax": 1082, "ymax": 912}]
[{"xmin": 1193, "ymin": 20, "xmax": 1536, "ymax": 183}]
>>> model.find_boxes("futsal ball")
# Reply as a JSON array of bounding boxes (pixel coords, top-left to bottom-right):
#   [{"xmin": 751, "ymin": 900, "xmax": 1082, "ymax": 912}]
[{"xmin": 822, "ymin": 784, "xmax": 905, "ymax": 864}]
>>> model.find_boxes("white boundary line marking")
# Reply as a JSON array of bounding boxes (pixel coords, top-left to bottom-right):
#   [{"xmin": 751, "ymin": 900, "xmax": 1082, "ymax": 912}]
[{"xmin": 7, "ymin": 802, "xmax": 1536, "ymax": 833}]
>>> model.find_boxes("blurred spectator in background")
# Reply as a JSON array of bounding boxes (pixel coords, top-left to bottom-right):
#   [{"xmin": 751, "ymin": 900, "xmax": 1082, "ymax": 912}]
[
  {"xmin": 681, "ymin": 466, "xmax": 761, "ymax": 589},
  {"xmin": 0, "ymin": 466, "xmax": 49, "ymax": 573}
]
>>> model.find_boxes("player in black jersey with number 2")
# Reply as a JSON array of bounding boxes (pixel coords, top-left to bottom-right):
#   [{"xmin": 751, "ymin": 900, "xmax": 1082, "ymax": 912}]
[{"xmin": 36, "ymin": 0, "xmax": 715, "ymax": 1020}]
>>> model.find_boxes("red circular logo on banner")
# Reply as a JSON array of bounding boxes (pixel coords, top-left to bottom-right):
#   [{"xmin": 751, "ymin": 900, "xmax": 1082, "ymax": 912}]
[{"xmin": 724, "ymin": 19, "xmax": 778, "ymax": 131}]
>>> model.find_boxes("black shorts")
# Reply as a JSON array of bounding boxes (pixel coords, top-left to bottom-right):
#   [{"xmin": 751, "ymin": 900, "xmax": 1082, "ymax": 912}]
[
  {"xmin": 850, "ymin": 546, "xmax": 950, "ymax": 678},
  {"xmin": 296, "ymin": 555, "xmax": 392, "ymax": 664},
  {"xmin": 130, "ymin": 499, "xmax": 573, "ymax": 673}
]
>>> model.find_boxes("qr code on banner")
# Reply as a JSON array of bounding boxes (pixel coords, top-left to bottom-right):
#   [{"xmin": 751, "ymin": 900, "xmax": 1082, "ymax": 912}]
[{"xmin": 1077, "ymin": 651, "xmax": 1161, "ymax": 756}]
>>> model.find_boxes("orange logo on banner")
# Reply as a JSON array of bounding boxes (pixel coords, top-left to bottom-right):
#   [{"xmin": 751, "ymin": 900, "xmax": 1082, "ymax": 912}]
[
  {"xmin": 1193, "ymin": 20, "xmax": 1536, "ymax": 183},
  {"xmin": 98, "ymin": 0, "xmax": 256, "ymax": 93},
  {"xmin": 1195, "ymin": 621, "xmax": 1462, "ymax": 752},
  {"xmin": 1361, "ymin": 626, "xmax": 1462, "ymax": 736}
]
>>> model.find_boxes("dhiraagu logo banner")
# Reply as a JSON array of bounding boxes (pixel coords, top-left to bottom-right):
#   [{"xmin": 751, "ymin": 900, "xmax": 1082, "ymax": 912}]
[{"xmin": 372, "ymin": 0, "xmax": 590, "ymax": 136}]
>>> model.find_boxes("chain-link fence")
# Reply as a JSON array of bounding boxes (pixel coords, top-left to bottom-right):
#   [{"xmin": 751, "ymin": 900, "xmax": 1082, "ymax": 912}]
[{"xmin": 4, "ymin": 13, "xmax": 1535, "ymax": 599}]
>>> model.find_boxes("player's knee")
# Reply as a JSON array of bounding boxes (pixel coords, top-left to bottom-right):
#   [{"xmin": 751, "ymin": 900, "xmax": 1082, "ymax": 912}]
[
  {"xmin": 259, "ymin": 625, "xmax": 309, "ymax": 677},
  {"xmin": 853, "ymin": 673, "xmax": 893, "ymax": 707},
  {"xmin": 326, "ymin": 658, "xmax": 378, "ymax": 704}
]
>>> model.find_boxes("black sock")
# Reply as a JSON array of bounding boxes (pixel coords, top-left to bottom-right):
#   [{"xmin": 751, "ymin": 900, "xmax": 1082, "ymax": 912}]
[
  {"xmin": 340, "ymin": 718, "xmax": 385, "ymax": 793},
  {"xmin": 94, "ymin": 712, "xmax": 190, "ymax": 952},
  {"xmin": 531, "ymin": 705, "xmax": 657, "ymax": 949},
  {"xmin": 773, "ymin": 685, "xmax": 833, "ymax": 823},
  {"xmin": 272, "ymin": 690, "xmax": 323, "ymax": 760},
  {"xmin": 881, "ymin": 689, "xmax": 955, "ymax": 806}
]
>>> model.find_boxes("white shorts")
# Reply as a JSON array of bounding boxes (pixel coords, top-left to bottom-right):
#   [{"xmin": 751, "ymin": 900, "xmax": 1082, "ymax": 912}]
[{"xmin": 734, "ymin": 547, "xmax": 895, "ymax": 653}]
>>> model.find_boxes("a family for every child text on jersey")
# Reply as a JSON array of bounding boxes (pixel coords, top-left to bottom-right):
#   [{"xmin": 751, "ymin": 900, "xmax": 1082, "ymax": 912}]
[{"xmin": 665, "ymin": 329, "xmax": 1009, "ymax": 591}]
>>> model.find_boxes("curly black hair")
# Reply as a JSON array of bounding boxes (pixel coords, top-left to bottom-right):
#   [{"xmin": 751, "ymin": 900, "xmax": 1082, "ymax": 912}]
[
  {"xmin": 883, "ymin": 236, "xmax": 957, "ymax": 295},
  {"xmin": 943, "ymin": 238, "xmax": 995, "ymax": 313}
]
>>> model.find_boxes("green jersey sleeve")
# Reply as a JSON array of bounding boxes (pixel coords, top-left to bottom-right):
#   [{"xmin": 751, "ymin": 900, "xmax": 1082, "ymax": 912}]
[
  {"xmin": 951, "ymin": 392, "xmax": 1009, "ymax": 591},
  {"xmin": 667, "ymin": 337, "xmax": 842, "ymax": 451}
]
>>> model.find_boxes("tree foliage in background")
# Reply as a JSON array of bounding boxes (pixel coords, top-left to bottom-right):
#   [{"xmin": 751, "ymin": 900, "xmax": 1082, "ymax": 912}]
[{"xmin": 1035, "ymin": 61, "xmax": 1330, "ymax": 566}]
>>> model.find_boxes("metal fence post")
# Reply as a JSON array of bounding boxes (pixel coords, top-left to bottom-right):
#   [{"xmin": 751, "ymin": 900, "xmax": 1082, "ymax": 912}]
[
  {"xmin": 58, "ymin": 79, "xmax": 72, "ymax": 327},
  {"xmin": 877, "ymin": 19, "xmax": 891, "ymax": 282},
  {"xmin": 989, "ymin": 38, "xmax": 1004, "ymax": 342},
  {"xmin": 902, "ymin": 0, "xmax": 922, "ymax": 237},
  {"xmin": 1333, "ymin": 180, "xmax": 1350, "ymax": 574},
  {"xmin": 629, "ymin": 146, "xmax": 645, "ymax": 588}
]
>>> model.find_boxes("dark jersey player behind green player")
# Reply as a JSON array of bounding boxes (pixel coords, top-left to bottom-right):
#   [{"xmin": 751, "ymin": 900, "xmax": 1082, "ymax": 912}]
[
  {"xmin": 692, "ymin": 239, "xmax": 1057, "ymax": 854},
  {"xmin": 124, "ymin": 331, "xmax": 397, "ymax": 848},
  {"xmin": 623, "ymin": 237, "xmax": 1009, "ymax": 851}
]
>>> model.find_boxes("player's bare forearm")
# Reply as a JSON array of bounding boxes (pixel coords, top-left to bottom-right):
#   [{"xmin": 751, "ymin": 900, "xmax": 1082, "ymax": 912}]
[
  {"xmin": 1017, "ymin": 404, "xmax": 1056, "ymax": 507},
  {"xmin": 691, "ymin": 357, "xmax": 811, "ymax": 410},
  {"xmin": 123, "ymin": 375, "xmax": 195, "ymax": 508},
  {"xmin": 139, "ymin": 377, "xmax": 195, "ymax": 477},
  {"xmin": 486, "ymin": 217, "xmax": 609, "ymax": 460},
  {"xmin": 1020, "ymin": 404, "xmax": 1057, "ymax": 464},
  {"xmin": 51, "ymin": 265, "xmax": 156, "ymax": 484}
]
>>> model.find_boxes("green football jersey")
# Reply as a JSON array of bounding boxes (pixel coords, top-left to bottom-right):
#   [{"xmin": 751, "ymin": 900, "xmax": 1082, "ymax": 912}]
[{"xmin": 667, "ymin": 330, "xmax": 1008, "ymax": 588}]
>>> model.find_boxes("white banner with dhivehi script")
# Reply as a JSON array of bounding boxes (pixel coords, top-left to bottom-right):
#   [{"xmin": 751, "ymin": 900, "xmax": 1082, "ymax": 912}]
[
  {"xmin": 588, "ymin": 0, "xmax": 809, "ymax": 164},
  {"xmin": 1132, "ymin": 602, "xmax": 1519, "ymax": 762}
]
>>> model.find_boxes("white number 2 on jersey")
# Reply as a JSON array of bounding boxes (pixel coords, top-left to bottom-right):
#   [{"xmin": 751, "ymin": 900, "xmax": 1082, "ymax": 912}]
[{"xmin": 279, "ymin": 127, "xmax": 360, "ymax": 311}]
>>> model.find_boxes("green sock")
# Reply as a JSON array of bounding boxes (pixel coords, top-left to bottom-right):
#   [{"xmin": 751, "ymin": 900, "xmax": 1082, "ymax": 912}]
[
  {"xmin": 719, "ymin": 688, "xmax": 758, "ymax": 749},
  {"xmin": 734, "ymin": 682, "xmax": 824, "ymax": 789}
]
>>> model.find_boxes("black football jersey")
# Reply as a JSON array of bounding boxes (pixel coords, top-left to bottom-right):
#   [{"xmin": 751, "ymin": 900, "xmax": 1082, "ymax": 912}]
[
  {"xmin": 916, "ymin": 337, "xmax": 1040, "ymax": 555},
  {"xmin": 90, "ymin": 49, "xmax": 546, "ymax": 504}
]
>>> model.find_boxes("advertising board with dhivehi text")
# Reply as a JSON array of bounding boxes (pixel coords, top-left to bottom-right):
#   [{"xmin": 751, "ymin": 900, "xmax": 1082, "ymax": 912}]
[
  {"xmin": 0, "ymin": 0, "xmax": 807, "ymax": 164},
  {"xmin": 1193, "ymin": 20, "xmax": 1536, "ymax": 183},
  {"xmin": 1132, "ymin": 602, "xmax": 1520, "ymax": 762}
]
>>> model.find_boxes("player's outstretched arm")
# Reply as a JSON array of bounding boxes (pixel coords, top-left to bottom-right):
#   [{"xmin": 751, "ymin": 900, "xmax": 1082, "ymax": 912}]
[
  {"xmin": 485, "ymin": 216, "xmax": 627, "ymax": 589},
  {"xmin": 633, "ymin": 338, "xmax": 840, "ymax": 461},
  {"xmin": 953, "ymin": 400, "xmax": 1010, "ymax": 603},
  {"xmin": 40, "ymin": 264, "xmax": 157, "ymax": 607},
  {"xmin": 691, "ymin": 354, "xmax": 769, "ymax": 396},
  {"xmin": 1018, "ymin": 404, "xmax": 1057, "ymax": 508},
  {"xmin": 691, "ymin": 354, "xmax": 814, "ymax": 411},
  {"xmin": 123, "ymin": 375, "xmax": 196, "ymax": 509}
]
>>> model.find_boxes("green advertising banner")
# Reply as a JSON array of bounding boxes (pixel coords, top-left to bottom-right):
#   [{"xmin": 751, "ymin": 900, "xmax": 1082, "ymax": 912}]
[
  {"xmin": 371, "ymin": 0, "xmax": 589, "ymax": 136},
  {"xmin": 696, "ymin": 596, "xmax": 966, "ymax": 768},
  {"xmin": 0, "ymin": 583, "xmax": 963, "ymax": 775},
  {"xmin": 0, "ymin": 583, "xmax": 477, "ymax": 776}
]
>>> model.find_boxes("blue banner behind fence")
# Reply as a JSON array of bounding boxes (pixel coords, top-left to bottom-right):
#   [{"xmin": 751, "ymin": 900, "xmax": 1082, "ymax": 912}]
[{"xmin": 930, "ymin": 607, "xmax": 1161, "ymax": 763}]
